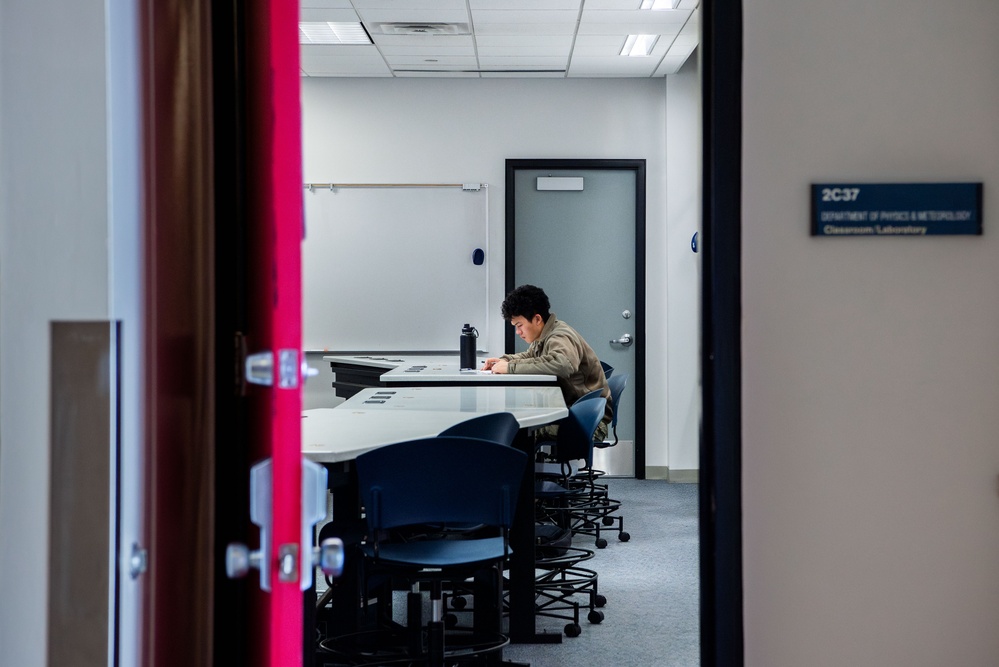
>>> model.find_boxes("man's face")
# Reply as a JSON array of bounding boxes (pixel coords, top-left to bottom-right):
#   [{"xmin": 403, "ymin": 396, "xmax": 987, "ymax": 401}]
[{"xmin": 510, "ymin": 314, "xmax": 545, "ymax": 344}]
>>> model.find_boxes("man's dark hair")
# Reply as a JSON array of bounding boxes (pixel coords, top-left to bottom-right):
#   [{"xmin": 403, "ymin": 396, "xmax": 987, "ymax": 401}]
[{"xmin": 501, "ymin": 284, "xmax": 551, "ymax": 322}]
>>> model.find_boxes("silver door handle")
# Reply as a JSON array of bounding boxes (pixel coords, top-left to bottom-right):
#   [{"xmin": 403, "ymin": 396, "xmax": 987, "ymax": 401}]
[
  {"xmin": 225, "ymin": 458, "xmax": 336, "ymax": 591},
  {"xmin": 610, "ymin": 333, "xmax": 633, "ymax": 347}
]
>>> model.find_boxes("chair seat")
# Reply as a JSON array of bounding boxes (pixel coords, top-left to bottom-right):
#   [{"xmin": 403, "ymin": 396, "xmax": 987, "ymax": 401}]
[{"xmin": 360, "ymin": 536, "xmax": 509, "ymax": 568}]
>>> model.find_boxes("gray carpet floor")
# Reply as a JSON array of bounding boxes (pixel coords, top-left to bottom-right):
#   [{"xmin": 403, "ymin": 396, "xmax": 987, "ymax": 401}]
[{"xmin": 501, "ymin": 478, "xmax": 700, "ymax": 667}]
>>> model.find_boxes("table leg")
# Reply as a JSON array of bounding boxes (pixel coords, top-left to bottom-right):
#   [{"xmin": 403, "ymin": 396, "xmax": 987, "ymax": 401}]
[{"xmin": 508, "ymin": 430, "xmax": 562, "ymax": 645}]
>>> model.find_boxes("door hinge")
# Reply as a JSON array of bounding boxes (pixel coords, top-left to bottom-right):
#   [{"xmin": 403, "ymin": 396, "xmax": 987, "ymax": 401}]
[{"xmin": 129, "ymin": 542, "xmax": 148, "ymax": 579}]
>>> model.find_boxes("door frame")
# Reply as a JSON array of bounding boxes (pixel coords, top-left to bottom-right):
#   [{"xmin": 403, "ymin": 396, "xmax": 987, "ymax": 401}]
[
  {"xmin": 142, "ymin": 0, "xmax": 746, "ymax": 664},
  {"xmin": 700, "ymin": 0, "xmax": 745, "ymax": 664},
  {"xmin": 504, "ymin": 158, "xmax": 647, "ymax": 479},
  {"xmin": 141, "ymin": 0, "xmax": 216, "ymax": 663}
]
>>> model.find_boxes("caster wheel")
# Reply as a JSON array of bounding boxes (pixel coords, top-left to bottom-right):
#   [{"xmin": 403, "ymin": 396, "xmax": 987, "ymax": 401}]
[
  {"xmin": 601, "ymin": 516, "xmax": 615, "ymax": 526},
  {"xmin": 587, "ymin": 610, "xmax": 605, "ymax": 624},
  {"xmin": 450, "ymin": 596, "xmax": 467, "ymax": 610},
  {"xmin": 584, "ymin": 520, "xmax": 596, "ymax": 529},
  {"xmin": 595, "ymin": 594, "xmax": 607, "ymax": 607},
  {"xmin": 444, "ymin": 613, "xmax": 458, "ymax": 628},
  {"xmin": 564, "ymin": 623, "xmax": 582, "ymax": 638},
  {"xmin": 596, "ymin": 538, "xmax": 608, "ymax": 549},
  {"xmin": 619, "ymin": 532, "xmax": 631, "ymax": 542}
]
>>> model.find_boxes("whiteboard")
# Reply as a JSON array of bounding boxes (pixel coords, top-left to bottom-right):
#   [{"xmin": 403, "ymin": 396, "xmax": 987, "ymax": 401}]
[{"xmin": 302, "ymin": 185, "xmax": 489, "ymax": 352}]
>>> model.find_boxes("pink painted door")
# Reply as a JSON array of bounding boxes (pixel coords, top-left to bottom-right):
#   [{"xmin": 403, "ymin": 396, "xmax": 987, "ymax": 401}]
[{"xmin": 244, "ymin": 0, "xmax": 305, "ymax": 663}]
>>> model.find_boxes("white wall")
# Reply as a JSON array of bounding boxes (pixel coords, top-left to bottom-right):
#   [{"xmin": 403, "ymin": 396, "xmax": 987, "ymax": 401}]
[
  {"xmin": 301, "ymin": 72, "xmax": 702, "ymax": 476},
  {"xmin": 0, "ymin": 0, "xmax": 136, "ymax": 664},
  {"xmin": 666, "ymin": 55, "xmax": 702, "ymax": 473},
  {"xmin": 742, "ymin": 0, "xmax": 999, "ymax": 664}
]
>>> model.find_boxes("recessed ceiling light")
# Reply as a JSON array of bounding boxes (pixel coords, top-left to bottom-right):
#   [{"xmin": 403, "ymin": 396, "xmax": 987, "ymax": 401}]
[
  {"xmin": 299, "ymin": 22, "xmax": 372, "ymax": 45},
  {"xmin": 620, "ymin": 34, "xmax": 660, "ymax": 57},
  {"xmin": 640, "ymin": 0, "xmax": 681, "ymax": 8}
]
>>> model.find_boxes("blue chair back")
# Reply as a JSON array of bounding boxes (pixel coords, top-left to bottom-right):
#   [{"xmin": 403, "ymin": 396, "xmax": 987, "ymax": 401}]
[
  {"xmin": 608, "ymin": 373, "xmax": 629, "ymax": 431},
  {"xmin": 605, "ymin": 373, "xmax": 629, "ymax": 446},
  {"xmin": 355, "ymin": 437, "xmax": 527, "ymax": 532},
  {"xmin": 600, "ymin": 360, "xmax": 614, "ymax": 379},
  {"xmin": 438, "ymin": 411, "xmax": 520, "ymax": 446},
  {"xmin": 553, "ymin": 396, "xmax": 607, "ymax": 466},
  {"xmin": 575, "ymin": 388, "xmax": 604, "ymax": 403}
]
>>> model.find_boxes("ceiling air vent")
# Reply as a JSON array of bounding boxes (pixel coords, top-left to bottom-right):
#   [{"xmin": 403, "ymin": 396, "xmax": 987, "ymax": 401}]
[{"xmin": 370, "ymin": 22, "xmax": 471, "ymax": 36}]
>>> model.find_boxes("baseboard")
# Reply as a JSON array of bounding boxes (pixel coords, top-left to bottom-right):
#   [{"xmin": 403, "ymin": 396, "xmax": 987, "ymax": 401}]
[
  {"xmin": 644, "ymin": 466, "xmax": 699, "ymax": 483},
  {"xmin": 668, "ymin": 469, "xmax": 699, "ymax": 483}
]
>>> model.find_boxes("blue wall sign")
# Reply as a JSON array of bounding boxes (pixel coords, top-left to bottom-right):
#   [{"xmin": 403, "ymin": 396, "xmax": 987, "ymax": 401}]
[{"xmin": 811, "ymin": 182, "xmax": 982, "ymax": 236}]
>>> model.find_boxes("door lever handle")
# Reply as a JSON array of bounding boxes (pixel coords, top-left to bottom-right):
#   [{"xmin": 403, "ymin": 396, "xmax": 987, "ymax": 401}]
[{"xmin": 610, "ymin": 333, "xmax": 633, "ymax": 347}]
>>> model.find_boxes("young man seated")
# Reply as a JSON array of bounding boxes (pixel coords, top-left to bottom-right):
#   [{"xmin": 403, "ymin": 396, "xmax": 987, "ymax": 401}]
[{"xmin": 482, "ymin": 284, "xmax": 612, "ymax": 441}]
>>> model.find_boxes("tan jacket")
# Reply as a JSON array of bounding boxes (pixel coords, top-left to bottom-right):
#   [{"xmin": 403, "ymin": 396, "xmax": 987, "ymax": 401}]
[{"xmin": 502, "ymin": 314, "xmax": 612, "ymax": 427}]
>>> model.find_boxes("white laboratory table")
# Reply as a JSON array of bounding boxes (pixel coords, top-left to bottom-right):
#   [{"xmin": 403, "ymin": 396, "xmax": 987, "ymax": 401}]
[
  {"xmin": 302, "ymin": 383, "xmax": 568, "ymax": 646},
  {"xmin": 322, "ymin": 354, "xmax": 557, "ymax": 398},
  {"xmin": 302, "ymin": 385, "xmax": 567, "ymax": 463}
]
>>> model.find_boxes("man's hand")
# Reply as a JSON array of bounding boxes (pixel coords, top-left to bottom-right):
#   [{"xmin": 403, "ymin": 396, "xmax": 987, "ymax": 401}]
[{"xmin": 482, "ymin": 358, "xmax": 510, "ymax": 374}]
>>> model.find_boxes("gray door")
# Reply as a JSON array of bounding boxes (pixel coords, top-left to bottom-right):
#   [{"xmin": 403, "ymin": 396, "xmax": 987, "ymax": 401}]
[{"xmin": 508, "ymin": 161, "xmax": 644, "ymax": 477}]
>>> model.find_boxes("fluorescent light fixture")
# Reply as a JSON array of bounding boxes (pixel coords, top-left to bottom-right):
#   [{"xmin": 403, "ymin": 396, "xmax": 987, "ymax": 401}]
[
  {"xmin": 640, "ymin": 0, "xmax": 681, "ymax": 8},
  {"xmin": 620, "ymin": 34, "xmax": 659, "ymax": 57},
  {"xmin": 299, "ymin": 22, "xmax": 372, "ymax": 45}
]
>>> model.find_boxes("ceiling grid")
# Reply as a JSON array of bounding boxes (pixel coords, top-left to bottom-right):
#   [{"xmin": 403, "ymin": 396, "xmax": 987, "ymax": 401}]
[{"xmin": 300, "ymin": 0, "xmax": 700, "ymax": 78}]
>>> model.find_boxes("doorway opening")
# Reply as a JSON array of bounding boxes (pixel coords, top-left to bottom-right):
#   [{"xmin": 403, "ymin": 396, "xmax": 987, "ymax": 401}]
[{"xmin": 201, "ymin": 2, "xmax": 745, "ymax": 667}]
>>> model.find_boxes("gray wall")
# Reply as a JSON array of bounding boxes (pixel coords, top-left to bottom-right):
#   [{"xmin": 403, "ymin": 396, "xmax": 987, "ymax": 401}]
[{"xmin": 743, "ymin": 0, "xmax": 999, "ymax": 663}]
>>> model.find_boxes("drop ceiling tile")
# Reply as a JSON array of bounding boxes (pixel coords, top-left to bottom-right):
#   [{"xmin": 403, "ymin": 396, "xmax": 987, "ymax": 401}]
[
  {"xmin": 384, "ymin": 54, "xmax": 479, "ymax": 67},
  {"xmin": 666, "ymin": 34, "xmax": 697, "ymax": 55},
  {"xmin": 682, "ymin": 7, "xmax": 700, "ymax": 28},
  {"xmin": 300, "ymin": 8, "xmax": 360, "ymax": 22},
  {"xmin": 470, "ymin": 0, "xmax": 580, "ymax": 9},
  {"xmin": 378, "ymin": 44, "xmax": 477, "ymax": 56},
  {"xmin": 572, "ymin": 34, "xmax": 629, "ymax": 56},
  {"xmin": 372, "ymin": 34, "xmax": 475, "ymax": 47},
  {"xmin": 582, "ymin": 0, "xmax": 646, "ymax": 8},
  {"xmin": 474, "ymin": 23, "xmax": 577, "ymax": 36},
  {"xmin": 301, "ymin": 43, "xmax": 381, "ymax": 57},
  {"xmin": 394, "ymin": 70, "xmax": 482, "ymax": 77},
  {"xmin": 472, "ymin": 10, "xmax": 579, "ymax": 24},
  {"xmin": 475, "ymin": 34, "xmax": 573, "ymax": 48},
  {"xmin": 654, "ymin": 53, "xmax": 691, "ymax": 76},
  {"xmin": 352, "ymin": 0, "xmax": 467, "ymax": 8},
  {"xmin": 480, "ymin": 70, "xmax": 567, "ymax": 78},
  {"xmin": 579, "ymin": 8, "xmax": 691, "ymax": 27},
  {"xmin": 477, "ymin": 44, "xmax": 570, "ymax": 57},
  {"xmin": 357, "ymin": 9, "xmax": 470, "ymax": 24},
  {"xmin": 300, "ymin": 53, "xmax": 392, "ymax": 76},
  {"xmin": 301, "ymin": 0, "xmax": 353, "ymax": 7},
  {"xmin": 574, "ymin": 34, "xmax": 629, "ymax": 45},
  {"xmin": 478, "ymin": 56, "xmax": 568, "ymax": 69},
  {"xmin": 577, "ymin": 22, "xmax": 684, "ymax": 36}
]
